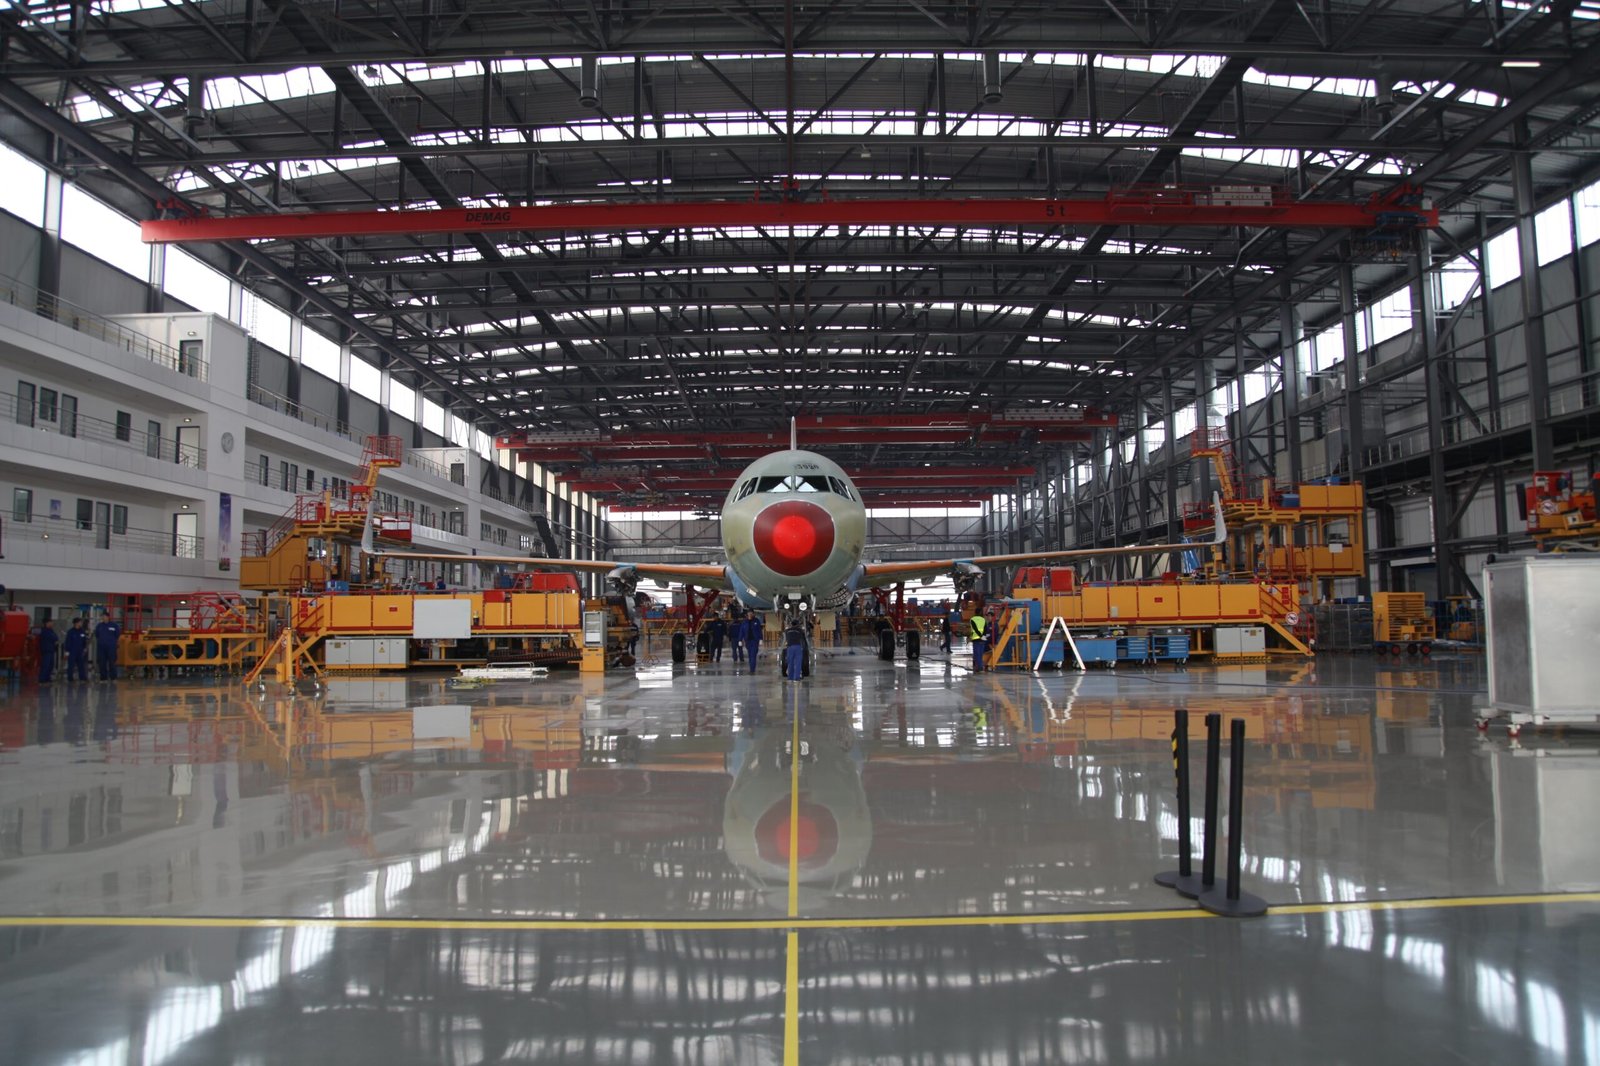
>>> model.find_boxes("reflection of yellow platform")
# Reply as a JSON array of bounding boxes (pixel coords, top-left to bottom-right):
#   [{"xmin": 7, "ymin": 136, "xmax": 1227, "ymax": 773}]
[
  {"xmin": 982, "ymin": 675, "xmax": 1376, "ymax": 810},
  {"xmin": 113, "ymin": 687, "xmax": 588, "ymax": 768}
]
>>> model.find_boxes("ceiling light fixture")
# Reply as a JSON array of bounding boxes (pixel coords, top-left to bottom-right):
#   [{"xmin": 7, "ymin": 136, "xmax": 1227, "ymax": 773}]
[{"xmin": 1501, "ymin": 59, "xmax": 1541, "ymax": 68}]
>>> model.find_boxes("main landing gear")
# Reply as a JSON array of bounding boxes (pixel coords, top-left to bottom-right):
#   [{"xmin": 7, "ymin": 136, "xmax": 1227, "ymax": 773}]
[{"xmin": 869, "ymin": 584, "xmax": 923, "ymax": 664}]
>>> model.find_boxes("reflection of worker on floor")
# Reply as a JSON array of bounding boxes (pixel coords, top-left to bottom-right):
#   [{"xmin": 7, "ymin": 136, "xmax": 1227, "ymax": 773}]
[{"xmin": 784, "ymin": 619, "xmax": 807, "ymax": 681}]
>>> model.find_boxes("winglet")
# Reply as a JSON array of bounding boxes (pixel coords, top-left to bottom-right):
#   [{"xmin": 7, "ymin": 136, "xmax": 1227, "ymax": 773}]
[
  {"xmin": 360, "ymin": 492, "xmax": 378, "ymax": 557},
  {"xmin": 1211, "ymin": 492, "xmax": 1226, "ymax": 544},
  {"xmin": 790, "ymin": 416, "xmax": 797, "ymax": 451}
]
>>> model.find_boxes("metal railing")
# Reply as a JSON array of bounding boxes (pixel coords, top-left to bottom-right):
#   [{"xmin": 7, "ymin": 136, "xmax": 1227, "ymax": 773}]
[
  {"xmin": 403, "ymin": 451, "xmax": 454, "ymax": 482},
  {"xmin": 0, "ymin": 271, "xmax": 206, "ymax": 382},
  {"xmin": 6, "ymin": 516, "xmax": 204, "ymax": 558},
  {"xmin": 246, "ymin": 382, "xmax": 357, "ymax": 442},
  {"xmin": 1361, "ymin": 394, "xmax": 1542, "ymax": 468},
  {"xmin": 2, "ymin": 389, "xmax": 206, "ymax": 468}
]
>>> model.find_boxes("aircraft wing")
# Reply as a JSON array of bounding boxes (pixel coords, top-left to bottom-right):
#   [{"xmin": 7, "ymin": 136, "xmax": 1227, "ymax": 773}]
[
  {"xmin": 359, "ymin": 506, "xmax": 730, "ymax": 589},
  {"xmin": 366, "ymin": 549, "xmax": 730, "ymax": 590},
  {"xmin": 855, "ymin": 494, "xmax": 1225, "ymax": 589}
]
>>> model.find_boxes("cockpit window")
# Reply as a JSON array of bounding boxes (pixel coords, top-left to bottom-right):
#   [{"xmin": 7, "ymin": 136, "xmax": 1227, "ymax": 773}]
[
  {"xmin": 749, "ymin": 474, "xmax": 852, "ymax": 497},
  {"xmin": 735, "ymin": 479, "xmax": 758, "ymax": 501}
]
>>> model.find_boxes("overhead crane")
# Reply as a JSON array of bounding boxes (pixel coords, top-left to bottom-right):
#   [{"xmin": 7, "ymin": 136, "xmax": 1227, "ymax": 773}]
[
  {"xmin": 502, "ymin": 411, "xmax": 1119, "ymax": 508},
  {"xmin": 141, "ymin": 184, "xmax": 1438, "ymax": 244}
]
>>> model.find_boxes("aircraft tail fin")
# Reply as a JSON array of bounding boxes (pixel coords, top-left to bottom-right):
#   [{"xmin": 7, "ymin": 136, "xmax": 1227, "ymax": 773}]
[{"xmin": 790, "ymin": 416, "xmax": 797, "ymax": 451}]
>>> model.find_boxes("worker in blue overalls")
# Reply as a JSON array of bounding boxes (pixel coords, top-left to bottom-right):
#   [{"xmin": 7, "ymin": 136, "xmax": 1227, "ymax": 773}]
[
  {"xmin": 783, "ymin": 619, "xmax": 807, "ymax": 681},
  {"xmin": 729, "ymin": 613, "xmax": 748, "ymax": 671},
  {"xmin": 93, "ymin": 613, "xmax": 121, "ymax": 681},
  {"xmin": 968, "ymin": 611, "xmax": 989, "ymax": 673},
  {"xmin": 35, "ymin": 619, "xmax": 58, "ymax": 684},
  {"xmin": 709, "ymin": 612, "xmax": 727, "ymax": 662},
  {"xmin": 744, "ymin": 612, "xmax": 764, "ymax": 670},
  {"xmin": 63, "ymin": 618, "xmax": 89, "ymax": 682}
]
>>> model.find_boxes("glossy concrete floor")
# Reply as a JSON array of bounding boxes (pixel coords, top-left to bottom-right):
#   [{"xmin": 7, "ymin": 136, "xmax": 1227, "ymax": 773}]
[{"xmin": 1, "ymin": 639, "xmax": 1598, "ymax": 1064}]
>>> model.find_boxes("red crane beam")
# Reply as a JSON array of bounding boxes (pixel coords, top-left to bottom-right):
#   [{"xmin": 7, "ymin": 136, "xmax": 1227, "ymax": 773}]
[
  {"xmin": 556, "ymin": 464, "xmax": 1036, "ymax": 483},
  {"xmin": 143, "ymin": 187, "xmax": 1437, "ymax": 244},
  {"xmin": 567, "ymin": 475, "xmax": 1023, "ymax": 493},
  {"xmin": 605, "ymin": 494, "xmax": 990, "ymax": 512}
]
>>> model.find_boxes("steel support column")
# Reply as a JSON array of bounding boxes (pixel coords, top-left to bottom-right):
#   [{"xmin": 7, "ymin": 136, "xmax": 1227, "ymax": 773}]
[
  {"xmin": 1511, "ymin": 129, "xmax": 1555, "ymax": 470},
  {"xmin": 1416, "ymin": 238, "xmax": 1454, "ymax": 599},
  {"xmin": 1278, "ymin": 278, "xmax": 1303, "ymax": 485}
]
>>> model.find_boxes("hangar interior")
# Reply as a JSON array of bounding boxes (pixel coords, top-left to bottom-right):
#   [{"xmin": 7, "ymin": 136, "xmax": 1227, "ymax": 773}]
[{"xmin": 0, "ymin": 2, "xmax": 1599, "ymax": 1063}]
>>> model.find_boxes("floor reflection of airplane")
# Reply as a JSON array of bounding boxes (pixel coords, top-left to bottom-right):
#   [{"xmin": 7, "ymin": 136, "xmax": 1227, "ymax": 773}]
[
  {"xmin": 722, "ymin": 692, "xmax": 871, "ymax": 911},
  {"xmin": 365, "ymin": 419, "xmax": 1224, "ymax": 666}
]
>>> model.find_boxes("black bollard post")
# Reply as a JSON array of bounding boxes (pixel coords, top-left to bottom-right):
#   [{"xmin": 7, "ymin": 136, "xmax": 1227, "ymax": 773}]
[
  {"xmin": 1154, "ymin": 709, "xmax": 1192, "ymax": 890},
  {"xmin": 1200, "ymin": 717, "xmax": 1268, "ymax": 918},
  {"xmin": 1173, "ymin": 712, "xmax": 1221, "ymax": 899}
]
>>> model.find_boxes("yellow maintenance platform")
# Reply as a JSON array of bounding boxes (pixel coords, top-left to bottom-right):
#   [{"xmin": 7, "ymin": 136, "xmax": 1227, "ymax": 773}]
[
  {"xmin": 1181, "ymin": 427, "xmax": 1367, "ymax": 589},
  {"xmin": 111, "ymin": 434, "xmax": 629, "ymax": 680}
]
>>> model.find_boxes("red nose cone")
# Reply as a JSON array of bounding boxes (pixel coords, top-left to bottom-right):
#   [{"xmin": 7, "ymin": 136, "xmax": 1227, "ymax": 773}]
[
  {"xmin": 753, "ymin": 500, "xmax": 835, "ymax": 577},
  {"xmin": 755, "ymin": 796, "xmax": 839, "ymax": 870}
]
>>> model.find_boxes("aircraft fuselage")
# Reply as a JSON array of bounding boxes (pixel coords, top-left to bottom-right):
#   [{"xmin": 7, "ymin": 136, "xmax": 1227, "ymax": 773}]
[{"xmin": 720, "ymin": 449, "xmax": 868, "ymax": 610}]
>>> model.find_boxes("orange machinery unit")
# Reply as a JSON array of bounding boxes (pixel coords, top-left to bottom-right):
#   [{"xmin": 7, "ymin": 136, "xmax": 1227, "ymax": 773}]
[
  {"xmin": 1007, "ymin": 571, "xmax": 1309, "ymax": 656},
  {"xmin": 1181, "ymin": 428, "xmax": 1366, "ymax": 589},
  {"xmin": 239, "ymin": 434, "xmax": 409, "ymax": 594},
  {"xmin": 1371, "ymin": 592, "xmax": 1435, "ymax": 655},
  {"xmin": 1524, "ymin": 470, "xmax": 1600, "ymax": 550},
  {"xmin": 109, "ymin": 592, "xmax": 266, "ymax": 674},
  {"xmin": 290, "ymin": 589, "xmax": 584, "ymax": 671}
]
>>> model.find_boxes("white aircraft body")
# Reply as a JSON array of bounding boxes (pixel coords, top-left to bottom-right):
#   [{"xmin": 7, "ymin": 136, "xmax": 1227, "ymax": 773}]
[{"xmin": 363, "ymin": 421, "xmax": 1222, "ymax": 657}]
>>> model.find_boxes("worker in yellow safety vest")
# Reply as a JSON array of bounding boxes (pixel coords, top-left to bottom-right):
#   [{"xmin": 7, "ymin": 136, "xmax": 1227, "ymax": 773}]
[{"xmin": 968, "ymin": 612, "xmax": 989, "ymax": 673}]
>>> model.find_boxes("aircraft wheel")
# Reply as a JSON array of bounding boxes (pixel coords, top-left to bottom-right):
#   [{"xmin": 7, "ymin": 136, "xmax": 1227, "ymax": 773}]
[
  {"xmin": 671, "ymin": 632, "xmax": 687, "ymax": 663},
  {"xmin": 802, "ymin": 648, "xmax": 813, "ymax": 677},
  {"xmin": 905, "ymin": 629, "xmax": 921, "ymax": 660},
  {"xmin": 877, "ymin": 630, "xmax": 895, "ymax": 661}
]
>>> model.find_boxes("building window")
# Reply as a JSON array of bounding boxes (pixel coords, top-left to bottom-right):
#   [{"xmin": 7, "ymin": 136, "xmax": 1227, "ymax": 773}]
[
  {"xmin": 258, "ymin": 455, "xmax": 270, "ymax": 486},
  {"xmin": 112, "ymin": 504, "xmax": 127, "ymax": 535},
  {"xmin": 37, "ymin": 387, "xmax": 57, "ymax": 422},
  {"xmin": 305, "ymin": 467, "xmax": 316, "ymax": 491},
  {"xmin": 519, "ymin": 534, "xmax": 532, "ymax": 550},
  {"xmin": 115, "ymin": 410, "xmax": 131, "ymax": 441},
  {"xmin": 450, "ymin": 462, "xmax": 466, "ymax": 486},
  {"xmin": 16, "ymin": 381, "xmax": 35, "ymax": 426},
  {"xmin": 178, "ymin": 339, "xmax": 203, "ymax": 378},
  {"xmin": 280, "ymin": 461, "xmax": 298, "ymax": 492},
  {"xmin": 480, "ymin": 522, "xmax": 492, "ymax": 542},
  {"xmin": 146, "ymin": 420, "xmax": 162, "ymax": 459},
  {"xmin": 12, "ymin": 488, "xmax": 31, "ymax": 523},
  {"xmin": 75, "ymin": 498, "xmax": 93, "ymax": 530},
  {"xmin": 60, "ymin": 394, "xmax": 77, "ymax": 437}
]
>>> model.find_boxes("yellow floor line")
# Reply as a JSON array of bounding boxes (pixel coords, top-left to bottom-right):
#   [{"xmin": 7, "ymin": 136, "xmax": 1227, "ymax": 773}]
[
  {"xmin": 787, "ymin": 704, "xmax": 801, "ymax": 920},
  {"xmin": 2, "ymin": 891, "xmax": 1597, "ymax": 934},
  {"xmin": 783, "ymin": 930, "xmax": 800, "ymax": 1066},
  {"xmin": 783, "ymin": 691, "xmax": 803, "ymax": 1064}
]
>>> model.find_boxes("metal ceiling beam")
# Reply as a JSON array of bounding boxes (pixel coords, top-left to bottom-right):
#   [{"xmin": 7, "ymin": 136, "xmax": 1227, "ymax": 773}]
[
  {"xmin": 1, "ymin": 43, "xmax": 1571, "ymax": 81},
  {"xmin": 142, "ymin": 190, "xmax": 1439, "ymax": 243},
  {"xmin": 112, "ymin": 133, "xmax": 1487, "ymax": 167}
]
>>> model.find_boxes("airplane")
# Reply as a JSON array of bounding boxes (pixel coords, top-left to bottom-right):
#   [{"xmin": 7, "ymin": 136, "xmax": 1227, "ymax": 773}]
[{"xmin": 362, "ymin": 419, "xmax": 1224, "ymax": 666}]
